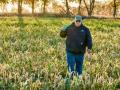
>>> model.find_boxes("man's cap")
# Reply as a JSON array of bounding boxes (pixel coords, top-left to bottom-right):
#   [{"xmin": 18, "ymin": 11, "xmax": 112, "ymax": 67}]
[{"xmin": 75, "ymin": 15, "xmax": 82, "ymax": 21}]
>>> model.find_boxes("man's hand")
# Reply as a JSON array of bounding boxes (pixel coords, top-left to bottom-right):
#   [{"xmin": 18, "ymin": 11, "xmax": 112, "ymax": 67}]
[{"xmin": 87, "ymin": 49, "xmax": 92, "ymax": 60}]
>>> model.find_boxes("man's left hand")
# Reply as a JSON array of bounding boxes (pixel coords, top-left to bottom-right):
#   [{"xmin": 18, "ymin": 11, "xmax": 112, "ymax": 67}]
[{"xmin": 87, "ymin": 49, "xmax": 92, "ymax": 60}]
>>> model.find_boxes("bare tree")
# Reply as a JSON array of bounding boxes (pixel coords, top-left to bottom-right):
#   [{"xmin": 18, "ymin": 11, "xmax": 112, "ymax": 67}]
[
  {"xmin": 83, "ymin": 0, "xmax": 95, "ymax": 16},
  {"xmin": 65, "ymin": 0, "xmax": 70, "ymax": 16},
  {"xmin": 29, "ymin": 0, "xmax": 35, "ymax": 15},
  {"xmin": 0, "ymin": 0, "xmax": 7, "ymax": 4},
  {"xmin": 0, "ymin": 0, "xmax": 7, "ymax": 3},
  {"xmin": 113, "ymin": 0, "xmax": 117, "ymax": 17},
  {"xmin": 0, "ymin": 0, "xmax": 7, "ymax": 13},
  {"xmin": 41, "ymin": 0, "xmax": 49, "ymax": 14},
  {"xmin": 78, "ymin": 0, "xmax": 82, "ymax": 15},
  {"xmin": 18, "ymin": 0, "xmax": 23, "ymax": 15},
  {"xmin": 112, "ymin": 0, "xmax": 120, "ymax": 17}
]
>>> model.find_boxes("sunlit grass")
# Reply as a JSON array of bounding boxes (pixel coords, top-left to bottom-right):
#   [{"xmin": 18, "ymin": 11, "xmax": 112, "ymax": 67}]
[{"xmin": 0, "ymin": 17, "xmax": 120, "ymax": 90}]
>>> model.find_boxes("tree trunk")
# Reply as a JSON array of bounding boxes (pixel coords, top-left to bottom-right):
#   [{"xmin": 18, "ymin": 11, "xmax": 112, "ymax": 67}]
[
  {"xmin": 78, "ymin": 0, "xmax": 82, "ymax": 15},
  {"xmin": 32, "ymin": 0, "xmax": 34, "ymax": 15},
  {"xmin": 83, "ymin": 0, "xmax": 89, "ymax": 16},
  {"xmin": 65, "ymin": 0, "xmax": 70, "ymax": 16},
  {"xmin": 83, "ymin": 0, "xmax": 95, "ymax": 17},
  {"xmin": 1, "ymin": 3, "xmax": 4, "ymax": 13},
  {"xmin": 43, "ymin": 1, "xmax": 46, "ymax": 14},
  {"xmin": 0, "ymin": 1, "xmax": 7, "ymax": 14},
  {"xmin": 113, "ymin": 0, "xmax": 116, "ymax": 18},
  {"xmin": 90, "ymin": 0, "xmax": 95, "ymax": 16},
  {"xmin": 18, "ymin": 0, "xmax": 22, "ymax": 15}
]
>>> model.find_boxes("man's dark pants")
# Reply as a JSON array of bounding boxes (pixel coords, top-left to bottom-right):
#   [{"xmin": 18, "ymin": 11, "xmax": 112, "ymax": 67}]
[{"xmin": 66, "ymin": 51, "xmax": 84, "ymax": 76}]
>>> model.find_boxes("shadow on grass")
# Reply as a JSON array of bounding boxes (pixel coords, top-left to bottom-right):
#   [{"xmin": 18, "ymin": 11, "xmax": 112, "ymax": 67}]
[{"xmin": 18, "ymin": 15, "xmax": 25, "ymax": 31}]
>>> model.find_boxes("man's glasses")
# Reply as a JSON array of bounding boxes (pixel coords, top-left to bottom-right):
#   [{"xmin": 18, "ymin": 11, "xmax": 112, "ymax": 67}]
[{"xmin": 76, "ymin": 20, "xmax": 81, "ymax": 22}]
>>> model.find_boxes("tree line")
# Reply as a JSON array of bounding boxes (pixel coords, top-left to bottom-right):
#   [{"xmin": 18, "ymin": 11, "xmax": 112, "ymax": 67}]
[{"xmin": 0, "ymin": 0, "xmax": 120, "ymax": 18}]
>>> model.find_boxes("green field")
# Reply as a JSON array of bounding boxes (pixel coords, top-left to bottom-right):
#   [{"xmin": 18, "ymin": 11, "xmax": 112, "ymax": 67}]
[{"xmin": 0, "ymin": 17, "xmax": 120, "ymax": 90}]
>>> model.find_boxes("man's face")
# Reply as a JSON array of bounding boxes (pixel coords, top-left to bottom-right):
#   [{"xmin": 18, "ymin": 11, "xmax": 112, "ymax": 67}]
[{"xmin": 74, "ymin": 20, "xmax": 82, "ymax": 27}]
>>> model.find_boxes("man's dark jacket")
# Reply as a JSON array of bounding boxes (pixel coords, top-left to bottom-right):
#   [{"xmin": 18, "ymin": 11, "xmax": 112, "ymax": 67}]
[{"xmin": 60, "ymin": 22, "xmax": 92, "ymax": 54}]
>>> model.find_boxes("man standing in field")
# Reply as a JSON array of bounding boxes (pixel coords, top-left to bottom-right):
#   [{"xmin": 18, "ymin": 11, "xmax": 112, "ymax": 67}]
[{"xmin": 60, "ymin": 15, "xmax": 92, "ymax": 79}]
